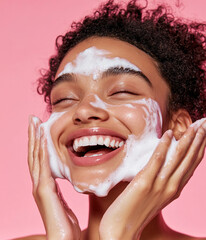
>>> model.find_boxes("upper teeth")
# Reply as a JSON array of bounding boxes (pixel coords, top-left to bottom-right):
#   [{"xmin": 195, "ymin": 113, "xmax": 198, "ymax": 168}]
[{"xmin": 73, "ymin": 135, "xmax": 124, "ymax": 152}]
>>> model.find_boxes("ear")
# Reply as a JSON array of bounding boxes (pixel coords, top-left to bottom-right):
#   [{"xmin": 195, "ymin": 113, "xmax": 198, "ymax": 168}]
[{"xmin": 168, "ymin": 109, "xmax": 192, "ymax": 140}]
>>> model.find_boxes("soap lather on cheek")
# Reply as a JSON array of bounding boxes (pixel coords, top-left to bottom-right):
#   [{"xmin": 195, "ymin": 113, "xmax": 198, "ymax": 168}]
[
  {"xmin": 33, "ymin": 94, "xmax": 165, "ymax": 197},
  {"xmin": 86, "ymin": 96, "xmax": 168, "ymax": 196},
  {"xmin": 35, "ymin": 98, "xmax": 206, "ymax": 197},
  {"xmin": 86, "ymin": 97, "xmax": 204, "ymax": 196},
  {"xmin": 38, "ymin": 112, "xmax": 72, "ymax": 181}
]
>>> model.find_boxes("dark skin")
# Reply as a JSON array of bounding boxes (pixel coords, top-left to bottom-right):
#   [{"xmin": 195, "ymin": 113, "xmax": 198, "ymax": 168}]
[{"xmin": 14, "ymin": 37, "xmax": 206, "ymax": 240}]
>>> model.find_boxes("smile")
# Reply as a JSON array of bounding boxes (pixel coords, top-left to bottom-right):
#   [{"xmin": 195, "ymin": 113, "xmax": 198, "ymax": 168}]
[{"xmin": 67, "ymin": 128, "xmax": 126, "ymax": 166}]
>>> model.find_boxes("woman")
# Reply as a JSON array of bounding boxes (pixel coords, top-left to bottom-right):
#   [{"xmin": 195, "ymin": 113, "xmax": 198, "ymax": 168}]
[{"xmin": 16, "ymin": 0, "xmax": 206, "ymax": 239}]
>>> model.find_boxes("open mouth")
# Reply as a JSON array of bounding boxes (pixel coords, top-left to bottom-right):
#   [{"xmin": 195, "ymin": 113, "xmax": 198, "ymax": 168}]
[{"xmin": 67, "ymin": 134, "xmax": 125, "ymax": 166}]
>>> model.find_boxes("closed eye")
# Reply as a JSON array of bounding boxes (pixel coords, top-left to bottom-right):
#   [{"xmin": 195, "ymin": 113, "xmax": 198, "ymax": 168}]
[
  {"xmin": 111, "ymin": 90, "xmax": 138, "ymax": 96},
  {"xmin": 51, "ymin": 97, "xmax": 77, "ymax": 106}
]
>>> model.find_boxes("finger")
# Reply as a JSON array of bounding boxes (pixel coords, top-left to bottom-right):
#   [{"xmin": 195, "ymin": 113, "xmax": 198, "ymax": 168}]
[
  {"xmin": 28, "ymin": 116, "xmax": 41, "ymax": 186},
  {"xmin": 38, "ymin": 127, "xmax": 53, "ymax": 183},
  {"xmin": 160, "ymin": 123, "xmax": 206, "ymax": 201},
  {"xmin": 28, "ymin": 116, "xmax": 35, "ymax": 173},
  {"xmin": 138, "ymin": 130, "xmax": 173, "ymax": 182},
  {"xmin": 37, "ymin": 137, "xmax": 80, "ymax": 238},
  {"xmin": 32, "ymin": 127, "xmax": 81, "ymax": 238},
  {"xmin": 187, "ymin": 135, "xmax": 206, "ymax": 175},
  {"xmin": 175, "ymin": 126, "xmax": 206, "ymax": 177},
  {"xmin": 158, "ymin": 126, "xmax": 197, "ymax": 180},
  {"xmin": 173, "ymin": 145, "xmax": 206, "ymax": 201},
  {"xmin": 32, "ymin": 119, "xmax": 42, "ymax": 187},
  {"xmin": 177, "ymin": 128, "xmax": 206, "ymax": 191}
]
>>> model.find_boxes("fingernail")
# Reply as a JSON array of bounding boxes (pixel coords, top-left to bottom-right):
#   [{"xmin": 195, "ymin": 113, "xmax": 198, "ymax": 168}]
[
  {"xmin": 28, "ymin": 115, "xmax": 32, "ymax": 124},
  {"xmin": 190, "ymin": 123, "xmax": 198, "ymax": 132},
  {"xmin": 33, "ymin": 116, "xmax": 41, "ymax": 126},
  {"xmin": 160, "ymin": 129, "xmax": 173, "ymax": 142},
  {"xmin": 190, "ymin": 118, "xmax": 206, "ymax": 132},
  {"xmin": 202, "ymin": 120, "xmax": 206, "ymax": 131},
  {"xmin": 196, "ymin": 127, "xmax": 204, "ymax": 139},
  {"xmin": 166, "ymin": 129, "xmax": 173, "ymax": 138}
]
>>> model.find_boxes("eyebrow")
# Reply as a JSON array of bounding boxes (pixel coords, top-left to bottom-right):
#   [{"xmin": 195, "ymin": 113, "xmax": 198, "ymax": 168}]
[
  {"xmin": 52, "ymin": 73, "xmax": 75, "ymax": 88},
  {"xmin": 102, "ymin": 67, "xmax": 152, "ymax": 87},
  {"xmin": 52, "ymin": 66, "xmax": 152, "ymax": 88}
]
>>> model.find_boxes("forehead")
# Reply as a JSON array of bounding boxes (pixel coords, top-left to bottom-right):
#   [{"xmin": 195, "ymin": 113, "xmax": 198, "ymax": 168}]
[
  {"xmin": 54, "ymin": 37, "xmax": 170, "ymax": 119},
  {"xmin": 55, "ymin": 37, "xmax": 159, "ymax": 78}
]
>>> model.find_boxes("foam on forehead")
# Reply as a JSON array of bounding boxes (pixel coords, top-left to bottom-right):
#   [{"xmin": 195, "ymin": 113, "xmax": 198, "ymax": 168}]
[{"xmin": 58, "ymin": 47, "xmax": 141, "ymax": 80}]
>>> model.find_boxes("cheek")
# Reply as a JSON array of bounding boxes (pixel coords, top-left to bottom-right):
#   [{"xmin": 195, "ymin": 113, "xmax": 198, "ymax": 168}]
[
  {"xmin": 111, "ymin": 105, "xmax": 147, "ymax": 136},
  {"xmin": 50, "ymin": 120, "xmax": 63, "ymax": 141},
  {"xmin": 49, "ymin": 113, "xmax": 71, "ymax": 161},
  {"xmin": 50, "ymin": 111, "xmax": 72, "ymax": 139}
]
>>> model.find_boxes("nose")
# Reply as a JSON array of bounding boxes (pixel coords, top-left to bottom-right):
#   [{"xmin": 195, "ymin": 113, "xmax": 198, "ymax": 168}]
[{"xmin": 72, "ymin": 95, "xmax": 109, "ymax": 125}]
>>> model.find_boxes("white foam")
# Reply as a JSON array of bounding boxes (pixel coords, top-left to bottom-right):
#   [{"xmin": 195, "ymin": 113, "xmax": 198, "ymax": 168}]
[
  {"xmin": 35, "ymin": 97, "xmax": 205, "ymax": 197},
  {"xmin": 81, "ymin": 97, "xmax": 168, "ymax": 196},
  {"xmin": 32, "ymin": 116, "xmax": 41, "ymax": 125},
  {"xmin": 38, "ymin": 112, "xmax": 71, "ymax": 181},
  {"xmin": 35, "ymin": 45, "xmax": 206, "ymax": 197},
  {"xmin": 82, "ymin": 97, "xmax": 206, "ymax": 196},
  {"xmin": 58, "ymin": 47, "xmax": 141, "ymax": 81}
]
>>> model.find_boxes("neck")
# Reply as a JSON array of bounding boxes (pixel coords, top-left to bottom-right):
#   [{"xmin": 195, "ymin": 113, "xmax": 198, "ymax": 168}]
[{"xmin": 84, "ymin": 182, "xmax": 169, "ymax": 240}]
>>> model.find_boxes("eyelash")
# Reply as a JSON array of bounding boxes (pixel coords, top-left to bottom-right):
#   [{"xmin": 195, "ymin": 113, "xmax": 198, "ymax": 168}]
[
  {"xmin": 52, "ymin": 97, "xmax": 76, "ymax": 106},
  {"xmin": 52, "ymin": 90, "xmax": 138, "ymax": 105},
  {"xmin": 111, "ymin": 90, "xmax": 138, "ymax": 96}
]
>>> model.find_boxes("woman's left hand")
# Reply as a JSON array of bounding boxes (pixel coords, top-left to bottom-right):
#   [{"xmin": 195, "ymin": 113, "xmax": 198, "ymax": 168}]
[{"xmin": 99, "ymin": 121, "xmax": 206, "ymax": 240}]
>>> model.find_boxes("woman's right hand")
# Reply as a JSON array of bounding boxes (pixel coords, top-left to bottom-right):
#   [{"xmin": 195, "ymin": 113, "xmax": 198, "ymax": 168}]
[{"xmin": 28, "ymin": 116, "xmax": 81, "ymax": 240}]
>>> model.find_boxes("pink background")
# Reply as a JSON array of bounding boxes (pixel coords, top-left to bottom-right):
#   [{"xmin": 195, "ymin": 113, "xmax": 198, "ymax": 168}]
[{"xmin": 0, "ymin": 0, "xmax": 205, "ymax": 239}]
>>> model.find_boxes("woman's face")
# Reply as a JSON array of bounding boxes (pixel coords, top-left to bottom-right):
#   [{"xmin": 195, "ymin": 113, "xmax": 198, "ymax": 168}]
[{"xmin": 49, "ymin": 37, "xmax": 170, "ymax": 194}]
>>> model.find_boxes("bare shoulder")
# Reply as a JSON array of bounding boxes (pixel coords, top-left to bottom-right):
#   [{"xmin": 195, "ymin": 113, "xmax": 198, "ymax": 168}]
[{"xmin": 12, "ymin": 235, "xmax": 46, "ymax": 240}]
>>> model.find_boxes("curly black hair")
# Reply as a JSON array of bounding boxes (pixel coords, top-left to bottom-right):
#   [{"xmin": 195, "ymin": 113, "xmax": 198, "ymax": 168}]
[{"xmin": 37, "ymin": 0, "xmax": 206, "ymax": 121}]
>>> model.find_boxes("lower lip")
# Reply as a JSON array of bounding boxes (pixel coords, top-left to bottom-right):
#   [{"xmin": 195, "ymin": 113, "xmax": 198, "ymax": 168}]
[{"xmin": 68, "ymin": 146, "xmax": 123, "ymax": 166}]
